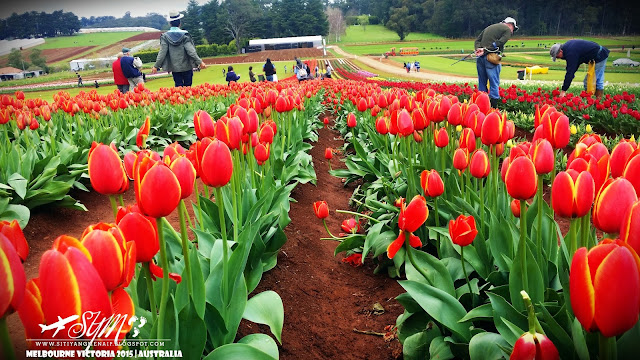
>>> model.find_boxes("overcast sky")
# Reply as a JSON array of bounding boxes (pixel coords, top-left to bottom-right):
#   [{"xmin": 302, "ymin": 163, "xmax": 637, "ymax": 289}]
[{"xmin": 0, "ymin": 0, "xmax": 210, "ymax": 19}]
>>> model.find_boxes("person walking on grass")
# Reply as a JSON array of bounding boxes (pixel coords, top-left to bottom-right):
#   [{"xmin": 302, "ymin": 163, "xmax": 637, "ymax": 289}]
[
  {"xmin": 263, "ymin": 58, "xmax": 276, "ymax": 81},
  {"xmin": 549, "ymin": 40, "xmax": 610, "ymax": 99},
  {"xmin": 151, "ymin": 10, "xmax": 206, "ymax": 87},
  {"xmin": 474, "ymin": 17, "xmax": 518, "ymax": 108}
]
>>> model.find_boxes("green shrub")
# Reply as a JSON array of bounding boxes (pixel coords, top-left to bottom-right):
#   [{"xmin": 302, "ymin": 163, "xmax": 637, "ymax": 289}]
[{"xmin": 346, "ymin": 16, "xmax": 358, "ymax": 26}]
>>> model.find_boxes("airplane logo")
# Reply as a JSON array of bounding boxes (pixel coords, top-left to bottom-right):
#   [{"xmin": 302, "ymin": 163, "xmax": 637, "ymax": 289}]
[{"xmin": 38, "ymin": 315, "xmax": 80, "ymax": 337}]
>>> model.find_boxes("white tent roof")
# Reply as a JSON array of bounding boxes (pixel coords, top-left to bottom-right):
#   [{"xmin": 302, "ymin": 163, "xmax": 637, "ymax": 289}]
[{"xmin": 249, "ymin": 36, "xmax": 322, "ymax": 46}]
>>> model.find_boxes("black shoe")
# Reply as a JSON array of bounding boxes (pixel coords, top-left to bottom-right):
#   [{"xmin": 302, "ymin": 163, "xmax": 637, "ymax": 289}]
[{"xmin": 490, "ymin": 98, "xmax": 500, "ymax": 109}]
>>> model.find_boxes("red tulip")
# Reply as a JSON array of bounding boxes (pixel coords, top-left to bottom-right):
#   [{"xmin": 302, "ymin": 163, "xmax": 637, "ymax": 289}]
[
  {"xmin": 136, "ymin": 116, "xmax": 150, "ymax": 149},
  {"xmin": 18, "ymin": 279, "xmax": 46, "ymax": 350},
  {"xmin": 505, "ymin": 156, "xmax": 538, "ymax": 200},
  {"xmin": 453, "ymin": 148, "xmax": 469, "ymax": 174},
  {"xmin": 149, "ymin": 261, "xmax": 182, "ymax": 284},
  {"xmin": 0, "ymin": 233, "xmax": 26, "ymax": 318},
  {"xmin": 347, "ymin": 112, "xmax": 357, "ymax": 128},
  {"xmin": 534, "ymin": 111, "xmax": 570, "ymax": 149},
  {"xmin": 570, "ymin": 239, "xmax": 640, "ymax": 337},
  {"xmin": 325, "ymin": 147, "xmax": 333, "ymax": 160},
  {"xmin": 472, "ymin": 92, "xmax": 490, "ymax": 114},
  {"xmin": 88, "ymin": 142, "xmax": 129, "ymax": 195},
  {"xmin": 610, "ymin": 141, "xmax": 636, "ymax": 178},
  {"xmin": 216, "ymin": 116, "xmax": 243, "ymax": 150},
  {"xmin": 134, "ymin": 159, "xmax": 181, "ymax": 218},
  {"xmin": 459, "ymin": 128, "xmax": 476, "ymax": 152},
  {"xmin": 510, "ymin": 332, "xmax": 559, "ymax": 360},
  {"xmin": 388, "ymin": 196, "xmax": 428, "ymax": 258},
  {"xmin": 623, "ymin": 152, "xmax": 640, "ymax": 195},
  {"xmin": 275, "ymin": 96, "xmax": 288, "ymax": 113},
  {"xmin": 254, "ymin": 143, "xmax": 270, "ymax": 165},
  {"xmin": 412, "ymin": 108, "xmax": 428, "ymax": 130},
  {"xmin": 551, "ymin": 171, "xmax": 595, "ymax": 218},
  {"xmin": 323, "ymin": 117, "xmax": 330, "ymax": 127},
  {"xmin": 81, "ymin": 225, "xmax": 136, "ymax": 291},
  {"xmin": 447, "ymin": 102, "xmax": 464, "ymax": 126},
  {"xmin": 420, "ymin": 169, "xmax": 444, "ymax": 197},
  {"xmin": 313, "ymin": 201, "xmax": 329, "ymax": 219},
  {"xmin": 434, "ymin": 127, "xmax": 449, "ymax": 148},
  {"xmin": 0, "ymin": 220, "xmax": 28, "ymax": 261},
  {"xmin": 621, "ymin": 201, "xmax": 640, "ymax": 255},
  {"xmin": 167, "ymin": 156, "xmax": 196, "ymax": 199},
  {"xmin": 470, "ymin": 149, "xmax": 490, "ymax": 179},
  {"xmin": 375, "ymin": 117, "xmax": 389, "ymax": 135},
  {"xmin": 529, "ymin": 139, "xmax": 555, "ymax": 175},
  {"xmin": 448, "ymin": 214, "xmax": 478, "ymax": 247},
  {"xmin": 511, "ymin": 199, "xmax": 521, "ymax": 218},
  {"xmin": 398, "ymin": 109, "xmax": 414, "ymax": 136},
  {"xmin": 341, "ymin": 218, "xmax": 361, "ymax": 234},
  {"xmin": 593, "ymin": 178, "xmax": 638, "ymax": 234},
  {"xmin": 116, "ymin": 206, "xmax": 158, "ymax": 263},
  {"xmin": 259, "ymin": 122, "xmax": 275, "ymax": 144},
  {"xmin": 200, "ymin": 139, "xmax": 233, "ymax": 188},
  {"xmin": 481, "ymin": 111, "xmax": 503, "ymax": 145}
]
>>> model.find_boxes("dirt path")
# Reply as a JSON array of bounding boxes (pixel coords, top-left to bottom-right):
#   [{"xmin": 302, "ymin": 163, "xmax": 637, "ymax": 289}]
[{"xmin": 238, "ymin": 119, "xmax": 404, "ymax": 359}]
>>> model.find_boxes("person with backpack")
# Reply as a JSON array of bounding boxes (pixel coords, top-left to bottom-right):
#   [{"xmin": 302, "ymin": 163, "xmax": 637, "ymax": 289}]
[
  {"xmin": 296, "ymin": 61, "xmax": 308, "ymax": 82},
  {"xmin": 225, "ymin": 65, "xmax": 240, "ymax": 85},
  {"xmin": 151, "ymin": 10, "xmax": 206, "ymax": 87},
  {"xmin": 263, "ymin": 58, "xmax": 276, "ymax": 81},
  {"xmin": 121, "ymin": 47, "xmax": 144, "ymax": 88},
  {"xmin": 112, "ymin": 52, "xmax": 130, "ymax": 94}
]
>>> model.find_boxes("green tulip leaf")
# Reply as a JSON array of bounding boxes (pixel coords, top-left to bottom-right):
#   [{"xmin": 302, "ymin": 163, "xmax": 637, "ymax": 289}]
[
  {"xmin": 487, "ymin": 292, "xmax": 527, "ymax": 346},
  {"xmin": 178, "ymin": 300, "xmax": 207, "ymax": 360},
  {"xmin": 242, "ymin": 291, "xmax": 284, "ymax": 344},
  {"xmin": 429, "ymin": 336, "xmax": 454, "ymax": 360},
  {"xmin": 403, "ymin": 246, "xmax": 455, "ymax": 297},
  {"xmin": 204, "ymin": 343, "xmax": 277, "ymax": 360},
  {"xmin": 238, "ymin": 334, "xmax": 280, "ymax": 360},
  {"xmin": 459, "ymin": 303, "xmax": 493, "ymax": 323},
  {"xmin": 8, "ymin": 173, "xmax": 27, "ymax": 199},
  {"xmin": 469, "ymin": 332, "xmax": 509, "ymax": 360}
]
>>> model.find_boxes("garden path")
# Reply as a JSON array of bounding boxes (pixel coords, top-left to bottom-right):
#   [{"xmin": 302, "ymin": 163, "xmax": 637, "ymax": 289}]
[{"xmin": 237, "ymin": 118, "xmax": 405, "ymax": 359}]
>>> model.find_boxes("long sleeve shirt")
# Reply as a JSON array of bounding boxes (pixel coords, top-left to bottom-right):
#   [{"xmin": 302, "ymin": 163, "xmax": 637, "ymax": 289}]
[
  {"xmin": 474, "ymin": 23, "xmax": 512, "ymax": 53},
  {"xmin": 559, "ymin": 39, "xmax": 610, "ymax": 91}
]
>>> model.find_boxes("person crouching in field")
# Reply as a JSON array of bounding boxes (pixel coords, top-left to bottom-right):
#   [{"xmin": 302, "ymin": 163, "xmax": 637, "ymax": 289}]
[
  {"xmin": 152, "ymin": 10, "xmax": 206, "ymax": 87},
  {"xmin": 549, "ymin": 40, "xmax": 610, "ymax": 99}
]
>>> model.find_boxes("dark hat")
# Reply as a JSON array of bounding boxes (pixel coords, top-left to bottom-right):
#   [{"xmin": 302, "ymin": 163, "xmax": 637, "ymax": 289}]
[{"xmin": 122, "ymin": 47, "xmax": 131, "ymax": 53}]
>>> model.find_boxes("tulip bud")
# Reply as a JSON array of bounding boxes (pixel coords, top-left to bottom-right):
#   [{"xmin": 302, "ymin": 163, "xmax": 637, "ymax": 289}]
[
  {"xmin": 593, "ymin": 178, "xmax": 638, "ymax": 234},
  {"xmin": 469, "ymin": 149, "xmax": 490, "ymax": 179},
  {"xmin": 448, "ymin": 214, "xmax": 478, "ymax": 247},
  {"xmin": 420, "ymin": 169, "xmax": 444, "ymax": 197},
  {"xmin": 313, "ymin": 201, "xmax": 329, "ymax": 219}
]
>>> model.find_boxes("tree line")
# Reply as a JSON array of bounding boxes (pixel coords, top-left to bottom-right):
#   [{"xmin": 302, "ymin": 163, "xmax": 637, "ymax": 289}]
[
  {"xmin": 0, "ymin": 10, "xmax": 80, "ymax": 39},
  {"xmin": 332, "ymin": 0, "xmax": 640, "ymax": 39}
]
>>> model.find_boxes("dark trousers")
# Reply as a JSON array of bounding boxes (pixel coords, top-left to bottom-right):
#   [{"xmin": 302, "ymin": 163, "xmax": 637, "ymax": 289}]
[{"xmin": 172, "ymin": 70, "xmax": 194, "ymax": 87}]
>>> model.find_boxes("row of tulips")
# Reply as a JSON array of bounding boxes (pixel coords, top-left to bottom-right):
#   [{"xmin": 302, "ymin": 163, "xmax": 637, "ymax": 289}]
[
  {"xmin": 318, "ymin": 82, "xmax": 639, "ymax": 359},
  {"xmin": 3, "ymin": 85, "xmax": 325, "ymax": 359}
]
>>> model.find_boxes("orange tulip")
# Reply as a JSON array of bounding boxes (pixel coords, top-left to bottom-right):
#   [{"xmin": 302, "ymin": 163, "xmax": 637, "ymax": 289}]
[
  {"xmin": 570, "ymin": 240, "xmax": 640, "ymax": 337},
  {"xmin": 551, "ymin": 171, "xmax": 595, "ymax": 218},
  {"xmin": 505, "ymin": 156, "xmax": 538, "ymax": 200},
  {"xmin": 116, "ymin": 205, "xmax": 158, "ymax": 263},
  {"xmin": 420, "ymin": 169, "xmax": 444, "ymax": 197},
  {"xmin": 136, "ymin": 116, "xmax": 150, "ymax": 149},
  {"xmin": 593, "ymin": 178, "xmax": 638, "ymax": 234},
  {"xmin": 313, "ymin": 201, "xmax": 329, "ymax": 219},
  {"xmin": 0, "ymin": 220, "xmax": 28, "ymax": 261},
  {"xmin": 200, "ymin": 139, "xmax": 233, "ymax": 188},
  {"xmin": 510, "ymin": 332, "xmax": 559, "ymax": 360},
  {"xmin": 448, "ymin": 214, "xmax": 478, "ymax": 247},
  {"xmin": 0, "ymin": 233, "xmax": 26, "ymax": 318},
  {"xmin": 469, "ymin": 149, "xmax": 490, "ymax": 179},
  {"xmin": 88, "ymin": 142, "xmax": 129, "ymax": 195},
  {"xmin": 387, "ymin": 196, "xmax": 428, "ymax": 259}
]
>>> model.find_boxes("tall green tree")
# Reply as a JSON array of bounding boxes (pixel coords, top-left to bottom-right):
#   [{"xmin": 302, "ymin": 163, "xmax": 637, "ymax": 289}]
[
  {"xmin": 386, "ymin": 6, "xmax": 413, "ymax": 40},
  {"xmin": 218, "ymin": 0, "xmax": 261, "ymax": 53},
  {"xmin": 183, "ymin": 0, "xmax": 205, "ymax": 45},
  {"xmin": 28, "ymin": 48, "xmax": 48, "ymax": 71},
  {"xmin": 8, "ymin": 49, "xmax": 28, "ymax": 70}
]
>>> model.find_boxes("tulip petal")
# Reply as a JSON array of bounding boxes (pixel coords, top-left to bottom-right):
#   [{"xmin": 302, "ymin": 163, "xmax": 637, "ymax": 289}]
[
  {"xmin": 387, "ymin": 233, "xmax": 405, "ymax": 259},
  {"xmin": 570, "ymin": 247, "xmax": 596, "ymax": 332}
]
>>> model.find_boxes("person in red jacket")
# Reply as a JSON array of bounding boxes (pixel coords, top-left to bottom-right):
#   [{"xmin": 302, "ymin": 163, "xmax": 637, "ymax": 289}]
[{"xmin": 112, "ymin": 52, "xmax": 129, "ymax": 93}]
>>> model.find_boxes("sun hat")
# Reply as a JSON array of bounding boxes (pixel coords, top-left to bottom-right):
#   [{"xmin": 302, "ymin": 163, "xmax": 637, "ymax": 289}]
[
  {"xmin": 122, "ymin": 47, "xmax": 131, "ymax": 54},
  {"xmin": 166, "ymin": 10, "xmax": 184, "ymax": 22},
  {"xmin": 550, "ymin": 43, "xmax": 562, "ymax": 61},
  {"xmin": 502, "ymin": 17, "xmax": 519, "ymax": 31}
]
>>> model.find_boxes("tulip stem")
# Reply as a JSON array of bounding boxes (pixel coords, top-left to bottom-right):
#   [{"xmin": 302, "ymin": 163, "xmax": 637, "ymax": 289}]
[
  {"xmin": 178, "ymin": 200, "xmax": 192, "ymax": 294},
  {"xmin": 479, "ymin": 184, "xmax": 485, "ymax": 240},
  {"xmin": 181, "ymin": 200, "xmax": 194, "ymax": 230},
  {"xmin": 521, "ymin": 291, "xmax": 537, "ymax": 334},
  {"xmin": 322, "ymin": 219, "xmax": 341, "ymax": 240},
  {"xmin": 328, "ymin": 159, "xmax": 332, "ymax": 171},
  {"xmin": 599, "ymin": 333, "xmax": 616, "ymax": 360},
  {"xmin": 231, "ymin": 154, "xmax": 240, "ymax": 243},
  {"xmin": 461, "ymin": 246, "xmax": 473, "ymax": 301},
  {"xmin": 569, "ymin": 218, "xmax": 578, "ymax": 259},
  {"xmin": 581, "ymin": 215, "xmax": 591, "ymax": 249},
  {"xmin": 143, "ymin": 262, "xmax": 157, "ymax": 323},
  {"xmin": 109, "ymin": 195, "xmax": 118, "ymax": 220},
  {"xmin": 336, "ymin": 209, "xmax": 380, "ymax": 223},
  {"xmin": 156, "ymin": 217, "xmax": 169, "ymax": 351},
  {"xmin": 194, "ymin": 180, "xmax": 204, "ymax": 230},
  {"xmin": 520, "ymin": 200, "xmax": 529, "ymax": 295},
  {"xmin": 405, "ymin": 234, "xmax": 430, "ymax": 283},
  {"xmin": 434, "ymin": 197, "xmax": 441, "ymax": 258},
  {"xmin": 0, "ymin": 317, "xmax": 15, "ymax": 360},
  {"xmin": 536, "ymin": 175, "xmax": 544, "ymax": 271},
  {"xmin": 215, "ymin": 186, "xmax": 230, "ymax": 304}
]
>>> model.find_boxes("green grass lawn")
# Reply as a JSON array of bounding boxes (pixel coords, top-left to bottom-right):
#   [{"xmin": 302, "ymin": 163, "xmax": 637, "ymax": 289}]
[
  {"xmin": 390, "ymin": 55, "xmax": 640, "ymax": 84},
  {"xmin": 36, "ymin": 32, "xmax": 142, "ymax": 49},
  {"xmin": 343, "ymin": 36, "xmax": 640, "ymax": 56},
  {"xmin": 19, "ymin": 61, "xmax": 295, "ymax": 102},
  {"xmin": 328, "ymin": 25, "xmax": 443, "ymax": 45}
]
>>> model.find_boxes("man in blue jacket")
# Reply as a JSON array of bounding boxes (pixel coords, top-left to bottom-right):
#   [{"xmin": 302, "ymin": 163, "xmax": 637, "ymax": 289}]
[
  {"xmin": 550, "ymin": 40, "xmax": 610, "ymax": 98},
  {"xmin": 120, "ymin": 48, "xmax": 144, "ymax": 88}
]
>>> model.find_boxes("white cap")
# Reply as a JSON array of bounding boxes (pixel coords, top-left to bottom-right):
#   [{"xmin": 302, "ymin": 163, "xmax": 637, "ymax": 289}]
[{"xmin": 503, "ymin": 17, "xmax": 519, "ymax": 31}]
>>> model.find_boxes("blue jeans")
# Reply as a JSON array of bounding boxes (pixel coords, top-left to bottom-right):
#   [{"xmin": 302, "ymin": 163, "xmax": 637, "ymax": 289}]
[
  {"xmin": 172, "ymin": 70, "xmax": 194, "ymax": 87},
  {"xmin": 266, "ymin": 75, "xmax": 274, "ymax": 82},
  {"xmin": 476, "ymin": 55, "xmax": 501, "ymax": 99},
  {"xmin": 583, "ymin": 58, "xmax": 607, "ymax": 91}
]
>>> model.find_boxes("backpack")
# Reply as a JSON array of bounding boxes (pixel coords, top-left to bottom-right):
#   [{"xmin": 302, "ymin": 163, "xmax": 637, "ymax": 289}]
[{"xmin": 297, "ymin": 66, "xmax": 307, "ymax": 79}]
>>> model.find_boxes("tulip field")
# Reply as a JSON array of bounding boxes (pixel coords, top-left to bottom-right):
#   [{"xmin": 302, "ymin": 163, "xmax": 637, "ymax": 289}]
[{"xmin": 1, "ymin": 70, "xmax": 640, "ymax": 360}]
